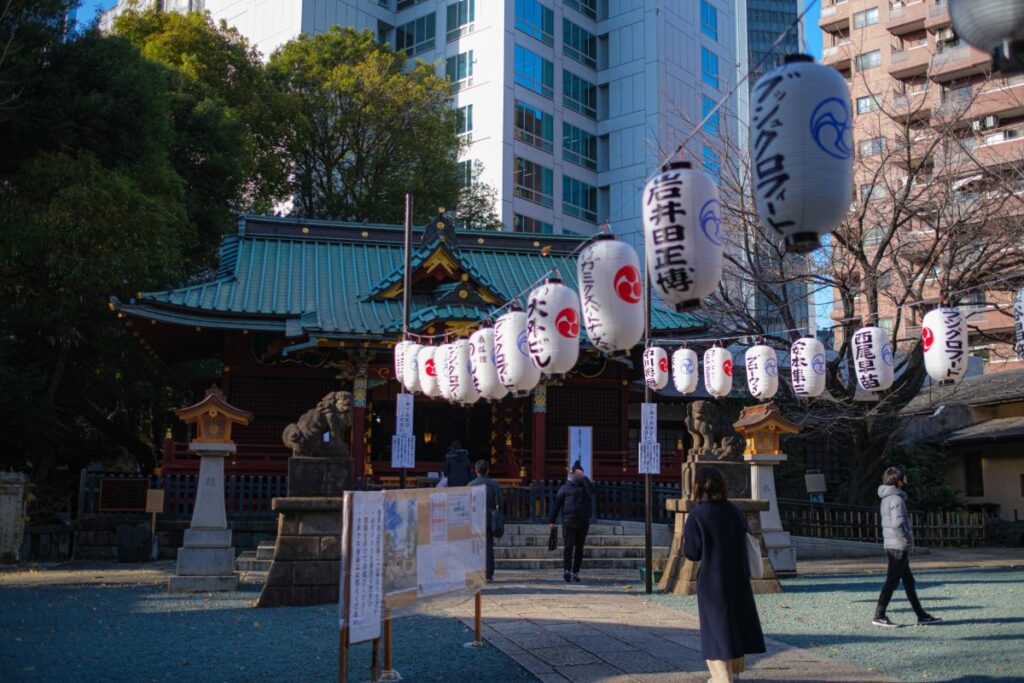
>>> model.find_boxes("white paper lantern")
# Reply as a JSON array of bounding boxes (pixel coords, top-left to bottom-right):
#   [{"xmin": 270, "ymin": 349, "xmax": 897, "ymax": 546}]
[
  {"xmin": 1015, "ymin": 288, "xmax": 1024, "ymax": 359},
  {"xmin": 418, "ymin": 345, "xmax": 441, "ymax": 398},
  {"xmin": 949, "ymin": 0, "xmax": 1024, "ymax": 68},
  {"xmin": 448, "ymin": 339, "xmax": 480, "ymax": 404},
  {"xmin": 672, "ymin": 347, "xmax": 699, "ymax": 395},
  {"xmin": 642, "ymin": 161, "xmax": 723, "ymax": 311},
  {"xmin": 469, "ymin": 328, "xmax": 509, "ymax": 402},
  {"xmin": 790, "ymin": 337, "xmax": 826, "ymax": 398},
  {"xmin": 577, "ymin": 235, "xmax": 645, "ymax": 354},
  {"xmin": 494, "ymin": 307, "xmax": 541, "ymax": 397},
  {"xmin": 852, "ymin": 326, "xmax": 894, "ymax": 392},
  {"xmin": 703, "ymin": 346, "xmax": 733, "ymax": 398},
  {"xmin": 745, "ymin": 344, "xmax": 779, "ymax": 400},
  {"xmin": 437, "ymin": 343, "xmax": 455, "ymax": 402},
  {"xmin": 750, "ymin": 54, "xmax": 854, "ymax": 254},
  {"xmin": 402, "ymin": 342, "xmax": 422, "ymax": 393},
  {"xmin": 527, "ymin": 278, "xmax": 581, "ymax": 376},
  {"xmin": 643, "ymin": 346, "xmax": 669, "ymax": 390},
  {"xmin": 922, "ymin": 307, "xmax": 968, "ymax": 384}
]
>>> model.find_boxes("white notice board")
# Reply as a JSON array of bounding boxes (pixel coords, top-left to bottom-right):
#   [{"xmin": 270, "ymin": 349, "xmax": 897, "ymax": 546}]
[
  {"xmin": 344, "ymin": 491, "xmax": 384, "ymax": 643},
  {"xmin": 395, "ymin": 393, "xmax": 413, "ymax": 435},
  {"xmin": 568, "ymin": 426, "xmax": 593, "ymax": 479}
]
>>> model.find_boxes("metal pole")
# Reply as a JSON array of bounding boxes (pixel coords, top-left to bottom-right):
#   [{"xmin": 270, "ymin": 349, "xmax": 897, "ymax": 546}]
[
  {"xmin": 474, "ymin": 591, "xmax": 483, "ymax": 645},
  {"xmin": 643, "ymin": 250, "xmax": 653, "ymax": 595},
  {"xmin": 338, "ymin": 626, "xmax": 349, "ymax": 683},
  {"xmin": 400, "ymin": 193, "xmax": 413, "ymax": 490}
]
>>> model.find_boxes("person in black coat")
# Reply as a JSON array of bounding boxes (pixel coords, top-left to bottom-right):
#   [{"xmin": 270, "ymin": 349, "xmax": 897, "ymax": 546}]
[
  {"xmin": 548, "ymin": 460, "xmax": 593, "ymax": 583},
  {"xmin": 683, "ymin": 467, "xmax": 766, "ymax": 683},
  {"xmin": 469, "ymin": 459, "xmax": 502, "ymax": 582},
  {"xmin": 442, "ymin": 441, "xmax": 472, "ymax": 487}
]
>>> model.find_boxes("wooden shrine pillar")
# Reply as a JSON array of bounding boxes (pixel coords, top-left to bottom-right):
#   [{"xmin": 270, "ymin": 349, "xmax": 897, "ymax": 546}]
[
  {"xmin": 351, "ymin": 377, "xmax": 367, "ymax": 481},
  {"xmin": 531, "ymin": 385, "xmax": 547, "ymax": 482}
]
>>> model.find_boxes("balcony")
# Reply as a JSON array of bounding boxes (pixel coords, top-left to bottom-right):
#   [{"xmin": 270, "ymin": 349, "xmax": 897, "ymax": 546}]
[
  {"xmin": 819, "ymin": 1, "xmax": 851, "ymax": 31},
  {"xmin": 930, "ymin": 44, "xmax": 990, "ymax": 82},
  {"xmin": 822, "ymin": 42, "xmax": 852, "ymax": 69},
  {"xmin": 924, "ymin": 1, "xmax": 950, "ymax": 30},
  {"xmin": 887, "ymin": 2, "xmax": 927, "ymax": 35},
  {"xmin": 971, "ymin": 126, "xmax": 1024, "ymax": 169},
  {"xmin": 963, "ymin": 81, "xmax": 1024, "ymax": 121},
  {"xmin": 889, "ymin": 45, "xmax": 931, "ymax": 78},
  {"xmin": 891, "ymin": 91, "xmax": 933, "ymax": 121}
]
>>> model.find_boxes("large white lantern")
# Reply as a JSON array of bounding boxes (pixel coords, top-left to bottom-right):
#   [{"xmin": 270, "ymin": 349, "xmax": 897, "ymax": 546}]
[
  {"xmin": 922, "ymin": 307, "xmax": 968, "ymax": 384},
  {"xmin": 642, "ymin": 161, "xmax": 723, "ymax": 311},
  {"xmin": 527, "ymin": 277, "xmax": 580, "ymax": 377},
  {"xmin": 1015, "ymin": 288, "xmax": 1024, "ymax": 359},
  {"xmin": 402, "ymin": 342, "xmax": 422, "ymax": 393},
  {"xmin": 853, "ymin": 326, "xmax": 894, "ymax": 392},
  {"xmin": 495, "ymin": 306, "xmax": 541, "ymax": 397},
  {"xmin": 448, "ymin": 339, "xmax": 480, "ymax": 404},
  {"xmin": 643, "ymin": 346, "xmax": 669, "ymax": 390},
  {"xmin": 750, "ymin": 54, "xmax": 854, "ymax": 254},
  {"xmin": 703, "ymin": 346, "xmax": 733, "ymax": 398},
  {"xmin": 437, "ymin": 342, "xmax": 455, "ymax": 402},
  {"xmin": 949, "ymin": 0, "xmax": 1024, "ymax": 72},
  {"xmin": 745, "ymin": 344, "xmax": 779, "ymax": 400},
  {"xmin": 672, "ymin": 347, "xmax": 700, "ymax": 395},
  {"xmin": 469, "ymin": 328, "xmax": 509, "ymax": 401},
  {"xmin": 393, "ymin": 340, "xmax": 411, "ymax": 389},
  {"xmin": 418, "ymin": 345, "xmax": 441, "ymax": 398},
  {"xmin": 577, "ymin": 235, "xmax": 645, "ymax": 355},
  {"xmin": 790, "ymin": 337, "xmax": 826, "ymax": 398}
]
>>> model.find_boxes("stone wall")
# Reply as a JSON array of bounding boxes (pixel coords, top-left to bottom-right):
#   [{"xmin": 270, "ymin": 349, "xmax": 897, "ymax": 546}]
[{"xmin": 257, "ymin": 497, "xmax": 342, "ymax": 607}]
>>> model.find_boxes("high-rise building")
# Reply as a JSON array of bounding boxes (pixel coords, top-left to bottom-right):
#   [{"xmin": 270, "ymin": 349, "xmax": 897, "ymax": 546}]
[
  {"xmin": 746, "ymin": 0, "xmax": 800, "ymax": 82},
  {"xmin": 102, "ymin": 0, "xmax": 748, "ymax": 237}
]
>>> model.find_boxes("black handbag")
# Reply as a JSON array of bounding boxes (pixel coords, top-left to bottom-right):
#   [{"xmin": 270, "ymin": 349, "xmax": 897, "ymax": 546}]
[
  {"xmin": 547, "ymin": 526, "xmax": 558, "ymax": 551},
  {"xmin": 490, "ymin": 508, "xmax": 504, "ymax": 538}
]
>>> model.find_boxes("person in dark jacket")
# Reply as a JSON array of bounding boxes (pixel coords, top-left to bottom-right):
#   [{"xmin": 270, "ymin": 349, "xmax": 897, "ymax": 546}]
[
  {"xmin": 873, "ymin": 466, "xmax": 941, "ymax": 627},
  {"xmin": 548, "ymin": 460, "xmax": 593, "ymax": 583},
  {"xmin": 683, "ymin": 467, "xmax": 766, "ymax": 683},
  {"xmin": 469, "ymin": 459, "xmax": 501, "ymax": 582},
  {"xmin": 443, "ymin": 441, "xmax": 472, "ymax": 487}
]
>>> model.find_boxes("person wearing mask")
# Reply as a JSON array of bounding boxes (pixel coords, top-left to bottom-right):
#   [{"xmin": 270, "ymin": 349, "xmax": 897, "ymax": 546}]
[
  {"xmin": 548, "ymin": 460, "xmax": 593, "ymax": 583},
  {"xmin": 683, "ymin": 467, "xmax": 766, "ymax": 683},
  {"xmin": 469, "ymin": 459, "xmax": 501, "ymax": 582},
  {"xmin": 443, "ymin": 440, "xmax": 472, "ymax": 487},
  {"xmin": 873, "ymin": 466, "xmax": 942, "ymax": 627}
]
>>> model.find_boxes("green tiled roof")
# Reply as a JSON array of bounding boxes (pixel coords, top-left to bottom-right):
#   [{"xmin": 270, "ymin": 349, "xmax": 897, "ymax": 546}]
[{"xmin": 117, "ymin": 214, "xmax": 705, "ymax": 340}]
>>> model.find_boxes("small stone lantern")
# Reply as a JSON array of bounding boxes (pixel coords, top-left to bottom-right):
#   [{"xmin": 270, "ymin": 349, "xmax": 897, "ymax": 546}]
[{"xmin": 734, "ymin": 402, "xmax": 801, "ymax": 573}]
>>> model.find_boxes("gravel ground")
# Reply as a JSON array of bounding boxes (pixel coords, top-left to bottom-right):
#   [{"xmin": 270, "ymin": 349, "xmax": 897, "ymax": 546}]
[
  {"xmin": 0, "ymin": 584, "xmax": 533, "ymax": 682},
  {"xmin": 649, "ymin": 566, "xmax": 1024, "ymax": 683}
]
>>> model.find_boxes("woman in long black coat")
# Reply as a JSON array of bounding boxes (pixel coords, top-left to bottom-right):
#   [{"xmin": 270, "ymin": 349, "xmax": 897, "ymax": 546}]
[{"xmin": 683, "ymin": 467, "xmax": 766, "ymax": 683}]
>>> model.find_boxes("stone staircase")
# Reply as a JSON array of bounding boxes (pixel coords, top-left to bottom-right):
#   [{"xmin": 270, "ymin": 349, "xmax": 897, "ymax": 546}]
[
  {"xmin": 235, "ymin": 540, "xmax": 274, "ymax": 584},
  {"xmin": 495, "ymin": 521, "xmax": 669, "ymax": 571}
]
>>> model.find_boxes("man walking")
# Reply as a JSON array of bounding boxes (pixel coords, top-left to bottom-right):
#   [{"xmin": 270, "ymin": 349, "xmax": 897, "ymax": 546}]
[
  {"xmin": 549, "ymin": 461, "xmax": 593, "ymax": 583},
  {"xmin": 873, "ymin": 466, "xmax": 942, "ymax": 627},
  {"xmin": 469, "ymin": 459, "xmax": 501, "ymax": 582}
]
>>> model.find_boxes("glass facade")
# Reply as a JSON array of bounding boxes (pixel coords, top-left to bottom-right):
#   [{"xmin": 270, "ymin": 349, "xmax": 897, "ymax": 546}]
[
  {"xmin": 515, "ymin": 101, "xmax": 554, "ymax": 152},
  {"xmin": 514, "ymin": 213, "xmax": 554, "ymax": 233},
  {"xmin": 514, "ymin": 45, "xmax": 554, "ymax": 98},
  {"xmin": 563, "ymin": 70, "xmax": 597, "ymax": 119},
  {"xmin": 446, "ymin": 0, "xmax": 474, "ymax": 42},
  {"xmin": 700, "ymin": 0, "xmax": 718, "ymax": 41},
  {"xmin": 446, "ymin": 50, "xmax": 474, "ymax": 91},
  {"xmin": 563, "ymin": 176, "xmax": 597, "ymax": 222},
  {"xmin": 746, "ymin": 0, "xmax": 799, "ymax": 83},
  {"xmin": 563, "ymin": 19, "xmax": 597, "ymax": 69},
  {"xmin": 563, "ymin": 122, "xmax": 597, "ymax": 170},
  {"xmin": 701, "ymin": 47, "xmax": 719, "ymax": 89},
  {"xmin": 515, "ymin": 0, "xmax": 554, "ymax": 46},
  {"xmin": 395, "ymin": 14, "xmax": 435, "ymax": 56},
  {"xmin": 514, "ymin": 157, "xmax": 554, "ymax": 207}
]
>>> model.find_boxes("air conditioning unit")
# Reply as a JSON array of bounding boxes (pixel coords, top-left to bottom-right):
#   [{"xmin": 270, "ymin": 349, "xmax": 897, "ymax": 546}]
[
  {"xmin": 936, "ymin": 28, "xmax": 955, "ymax": 42},
  {"xmin": 972, "ymin": 120, "xmax": 983, "ymax": 132},
  {"xmin": 983, "ymin": 115, "xmax": 999, "ymax": 129}
]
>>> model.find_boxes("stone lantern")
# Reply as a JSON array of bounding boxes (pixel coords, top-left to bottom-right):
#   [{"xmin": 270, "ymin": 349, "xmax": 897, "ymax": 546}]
[
  {"xmin": 168, "ymin": 385, "xmax": 253, "ymax": 593},
  {"xmin": 733, "ymin": 402, "xmax": 801, "ymax": 573}
]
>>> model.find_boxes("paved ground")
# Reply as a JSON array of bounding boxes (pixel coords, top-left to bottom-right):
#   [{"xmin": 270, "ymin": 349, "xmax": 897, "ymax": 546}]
[{"xmin": 796, "ymin": 547, "xmax": 1024, "ymax": 576}]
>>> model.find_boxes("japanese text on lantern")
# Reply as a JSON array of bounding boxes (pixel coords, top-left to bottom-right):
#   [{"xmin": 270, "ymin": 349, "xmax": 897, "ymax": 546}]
[
  {"xmin": 748, "ymin": 354, "xmax": 761, "ymax": 395},
  {"xmin": 791, "ymin": 340, "xmax": 808, "ymax": 394},
  {"xmin": 578, "ymin": 253, "xmax": 604, "ymax": 346},
  {"xmin": 646, "ymin": 172, "xmax": 694, "ymax": 294},
  {"xmin": 941, "ymin": 309, "xmax": 965, "ymax": 377},
  {"xmin": 751, "ymin": 73, "xmax": 794, "ymax": 234},
  {"xmin": 853, "ymin": 329, "xmax": 880, "ymax": 389},
  {"xmin": 527, "ymin": 294, "xmax": 551, "ymax": 368}
]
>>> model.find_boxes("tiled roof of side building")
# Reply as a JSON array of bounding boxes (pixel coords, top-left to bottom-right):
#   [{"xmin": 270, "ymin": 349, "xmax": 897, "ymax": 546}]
[{"xmin": 902, "ymin": 367, "xmax": 1024, "ymax": 415}]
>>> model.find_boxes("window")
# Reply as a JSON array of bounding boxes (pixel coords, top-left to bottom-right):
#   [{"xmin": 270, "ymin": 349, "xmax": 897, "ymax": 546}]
[
  {"xmin": 853, "ymin": 7, "xmax": 878, "ymax": 28},
  {"xmin": 514, "ymin": 213, "xmax": 553, "ymax": 234},
  {"xmin": 514, "ymin": 101, "xmax": 554, "ymax": 152},
  {"xmin": 860, "ymin": 183, "xmax": 885, "ymax": 202},
  {"xmin": 700, "ymin": 0, "xmax": 718, "ymax": 40},
  {"xmin": 701, "ymin": 47, "xmax": 719, "ymax": 89},
  {"xmin": 514, "ymin": 45, "xmax": 553, "ymax": 98},
  {"xmin": 856, "ymin": 93, "xmax": 882, "ymax": 114},
  {"xmin": 702, "ymin": 95, "xmax": 720, "ymax": 136},
  {"xmin": 563, "ymin": 176, "xmax": 597, "ymax": 222},
  {"xmin": 941, "ymin": 83, "xmax": 972, "ymax": 103},
  {"xmin": 962, "ymin": 290, "xmax": 987, "ymax": 313},
  {"xmin": 859, "ymin": 137, "xmax": 885, "ymax": 156},
  {"xmin": 964, "ymin": 454, "xmax": 984, "ymax": 497},
  {"xmin": 514, "ymin": 156, "xmax": 553, "ymax": 207},
  {"xmin": 855, "ymin": 49, "xmax": 881, "ymax": 71},
  {"xmin": 457, "ymin": 159, "xmax": 474, "ymax": 188},
  {"xmin": 446, "ymin": 0, "xmax": 474, "ymax": 42},
  {"xmin": 563, "ymin": 70, "xmax": 597, "ymax": 119},
  {"xmin": 515, "ymin": 0, "xmax": 554, "ymax": 46},
  {"xmin": 564, "ymin": 0, "xmax": 597, "ymax": 20},
  {"xmin": 455, "ymin": 104, "xmax": 473, "ymax": 136},
  {"xmin": 563, "ymin": 19, "xmax": 597, "ymax": 69},
  {"xmin": 446, "ymin": 51, "xmax": 474, "ymax": 91},
  {"xmin": 703, "ymin": 145, "xmax": 720, "ymax": 182},
  {"xmin": 396, "ymin": 0, "xmax": 427, "ymax": 9},
  {"xmin": 395, "ymin": 14, "xmax": 436, "ymax": 56},
  {"xmin": 563, "ymin": 123, "xmax": 597, "ymax": 170},
  {"xmin": 863, "ymin": 226, "xmax": 886, "ymax": 246},
  {"xmin": 878, "ymin": 318, "xmax": 894, "ymax": 334}
]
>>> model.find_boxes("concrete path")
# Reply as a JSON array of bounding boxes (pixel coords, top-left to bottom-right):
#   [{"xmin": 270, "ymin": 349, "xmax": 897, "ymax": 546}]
[
  {"xmin": 797, "ymin": 546, "xmax": 1024, "ymax": 575},
  {"xmin": 449, "ymin": 570, "xmax": 895, "ymax": 682}
]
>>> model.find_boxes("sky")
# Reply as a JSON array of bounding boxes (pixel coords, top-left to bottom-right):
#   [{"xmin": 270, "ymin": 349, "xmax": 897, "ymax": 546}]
[{"xmin": 79, "ymin": 0, "xmax": 117, "ymax": 27}]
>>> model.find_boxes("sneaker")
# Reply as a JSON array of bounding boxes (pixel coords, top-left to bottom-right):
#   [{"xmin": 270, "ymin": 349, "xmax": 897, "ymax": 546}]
[
  {"xmin": 564, "ymin": 571, "xmax": 572, "ymax": 583},
  {"xmin": 571, "ymin": 573, "xmax": 581, "ymax": 583},
  {"xmin": 917, "ymin": 614, "xmax": 943, "ymax": 625},
  {"xmin": 872, "ymin": 616, "xmax": 899, "ymax": 628}
]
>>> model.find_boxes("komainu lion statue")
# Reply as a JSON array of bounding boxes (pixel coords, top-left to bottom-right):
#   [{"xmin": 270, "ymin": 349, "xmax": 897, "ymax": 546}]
[
  {"xmin": 282, "ymin": 391, "xmax": 353, "ymax": 459},
  {"xmin": 685, "ymin": 400, "xmax": 744, "ymax": 462}
]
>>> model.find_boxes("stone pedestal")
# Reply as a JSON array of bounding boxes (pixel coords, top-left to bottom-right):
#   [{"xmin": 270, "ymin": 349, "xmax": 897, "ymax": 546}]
[
  {"xmin": 287, "ymin": 456, "xmax": 352, "ymax": 497},
  {"xmin": 0, "ymin": 473, "xmax": 28, "ymax": 564},
  {"xmin": 168, "ymin": 443, "xmax": 238, "ymax": 593},
  {"xmin": 746, "ymin": 452, "xmax": 796, "ymax": 574},
  {"xmin": 659, "ymin": 498, "xmax": 783, "ymax": 595},
  {"xmin": 257, "ymin": 497, "xmax": 342, "ymax": 608}
]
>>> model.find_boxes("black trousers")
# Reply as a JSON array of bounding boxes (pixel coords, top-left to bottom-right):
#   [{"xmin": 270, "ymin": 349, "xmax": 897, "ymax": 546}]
[
  {"xmin": 485, "ymin": 530, "xmax": 494, "ymax": 580},
  {"xmin": 563, "ymin": 522, "xmax": 589, "ymax": 574},
  {"xmin": 875, "ymin": 549, "xmax": 926, "ymax": 619}
]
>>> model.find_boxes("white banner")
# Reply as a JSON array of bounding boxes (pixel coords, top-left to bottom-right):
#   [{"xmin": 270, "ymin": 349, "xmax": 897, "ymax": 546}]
[
  {"xmin": 568, "ymin": 426, "xmax": 593, "ymax": 479},
  {"xmin": 391, "ymin": 434, "xmax": 416, "ymax": 469},
  {"xmin": 638, "ymin": 441, "xmax": 661, "ymax": 475},
  {"xmin": 640, "ymin": 402, "xmax": 657, "ymax": 444},
  {"xmin": 395, "ymin": 393, "xmax": 414, "ymax": 435},
  {"xmin": 345, "ymin": 491, "xmax": 384, "ymax": 643}
]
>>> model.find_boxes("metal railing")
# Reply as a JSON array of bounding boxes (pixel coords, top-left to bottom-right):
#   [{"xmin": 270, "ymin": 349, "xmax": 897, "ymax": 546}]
[{"xmin": 501, "ymin": 480, "xmax": 683, "ymax": 523}]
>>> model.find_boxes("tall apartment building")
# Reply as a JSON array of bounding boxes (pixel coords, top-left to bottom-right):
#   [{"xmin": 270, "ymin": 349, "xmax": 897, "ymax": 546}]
[
  {"xmin": 819, "ymin": 0, "xmax": 1024, "ymax": 373},
  {"xmin": 101, "ymin": 0, "xmax": 748, "ymax": 238}
]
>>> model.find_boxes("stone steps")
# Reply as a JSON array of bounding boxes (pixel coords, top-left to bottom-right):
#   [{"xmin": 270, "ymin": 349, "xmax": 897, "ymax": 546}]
[
  {"xmin": 502, "ymin": 522, "xmax": 633, "ymax": 536},
  {"xmin": 494, "ymin": 522, "xmax": 667, "ymax": 569},
  {"xmin": 495, "ymin": 556, "xmax": 666, "ymax": 570},
  {"xmin": 496, "ymin": 533, "xmax": 647, "ymax": 548},
  {"xmin": 495, "ymin": 544, "xmax": 666, "ymax": 560}
]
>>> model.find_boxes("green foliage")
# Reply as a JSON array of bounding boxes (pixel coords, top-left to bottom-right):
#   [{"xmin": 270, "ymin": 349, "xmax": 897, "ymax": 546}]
[
  {"xmin": 883, "ymin": 443, "xmax": 959, "ymax": 511},
  {"xmin": 268, "ymin": 26, "xmax": 463, "ymax": 223},
  {"xmin": 455, "ymin": 163, "xmax": 503, "ymax": 231},
  {"xmin": 0, "ymin": 0, "xmax": 76, "ymax": 118}
]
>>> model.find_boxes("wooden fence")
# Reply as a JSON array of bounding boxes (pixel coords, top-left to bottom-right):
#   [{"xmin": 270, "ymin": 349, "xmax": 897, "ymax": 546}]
[{"xmin": 778, "ymin": 498, "xmax": 986, "ymax": 547}]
